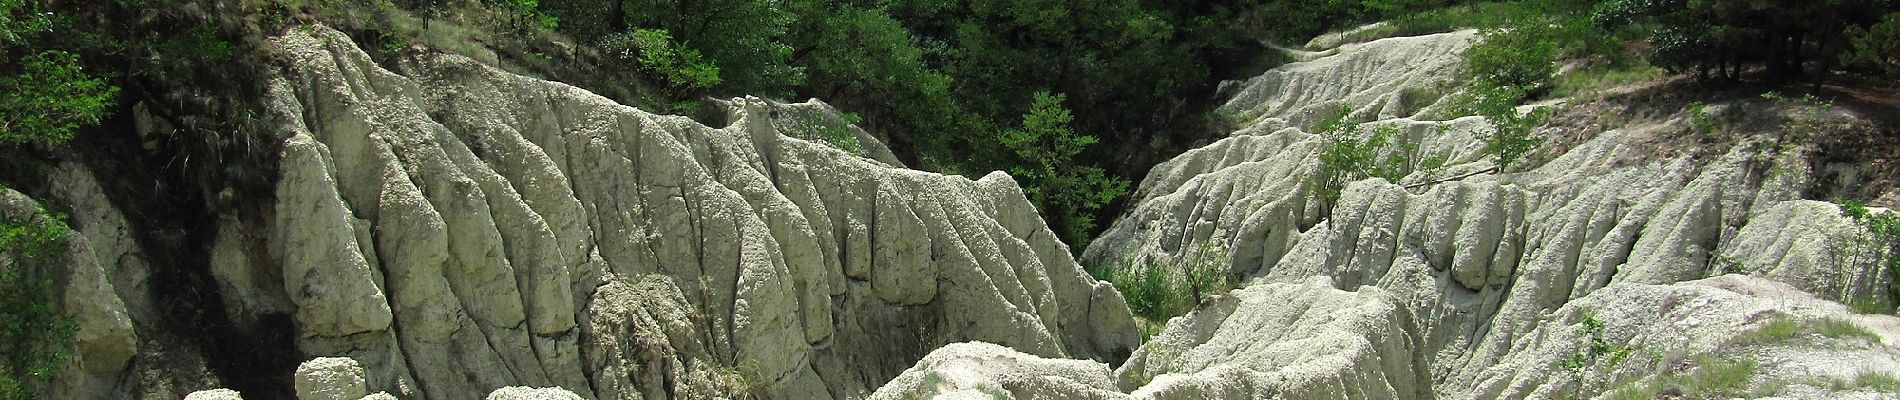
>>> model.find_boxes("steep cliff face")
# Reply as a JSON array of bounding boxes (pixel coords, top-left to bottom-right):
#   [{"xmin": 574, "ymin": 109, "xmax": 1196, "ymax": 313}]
[
  {"xmin": 38, "ymin": 25, "xmax": 1136, "ymax": 399},
  {"xmin": 870, "ymin": 31, "xmax": 1900, "ymax": 399}
]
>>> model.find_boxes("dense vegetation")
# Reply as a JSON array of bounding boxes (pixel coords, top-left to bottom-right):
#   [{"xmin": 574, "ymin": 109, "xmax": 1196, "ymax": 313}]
[{"xmin": 0, "ymin": 195, "xmax": 75, "ymax": 400}]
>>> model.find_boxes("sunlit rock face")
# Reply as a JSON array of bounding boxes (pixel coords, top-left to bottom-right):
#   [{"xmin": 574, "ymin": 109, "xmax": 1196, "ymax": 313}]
[
  {"xmin": 44, "ymin": 24, "xmax": 1135, "ymax": 400},
  {"xmin": 1061, "ymin": 30, "xmax": 1900, "ymax": 399}
]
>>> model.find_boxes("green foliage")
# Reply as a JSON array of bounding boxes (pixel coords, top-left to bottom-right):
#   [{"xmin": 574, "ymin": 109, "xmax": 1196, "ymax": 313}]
[
  {"xmin": 1561, "ymin": 310, "xmax": 1633, "ymax": 372},
  {"xmin": 1836, "ymin": 199, "xmax": 1900, "ymax": 310},
  {"xmin": 1309, "ymin": 105, "xmax": 1437, "ymax": 208},
  {"xmin": 492, "ymin": 0, "xmax": 557, "ymax": 32},
  {"xmin": 1848, "ymin": 13, "xmax": 1900, "ymax": 76},
  {"xmin": 998, "ymin": 92, "xmax": 1129, "ymax": 248},
  {"xmin": 1091, "ymin": 243, "xmax": 1236, "ymax": 336},
  {"xmin": 1854, "ymin": 371, "xmax": 1900, "ymax": 392},
  {"xmin": 1466, "ymin": 83, "xmax": 1550, "ymax": 171},
  {"xmin": 1594, "ymin": 0, "xmax": 1897, "ymax": 82},
  {"xmin": 1687, "ymin": 102, "xmax": 1717, "ymax": 137},
  {"xmin": 601, "ymin": 29, "xmax": 722, "ymax": 91},
  {"xmin": 782, "ymin": 112, "xmax": 866, "ymax": 156},
  {"xmin": 1740, "ymin": 316, "xmax": 1803, "ymax": 345},
  {"xmin": 0, "ymin": 0, "xmax": 52, "ymax": 46},
  {"xmin": 1463, "ymin": 24, "xmax": 1560, "ymax": 95},
  {"xmin": 1607, "ymin": 354, "xmax": 1761, "ymax": 399},
  {"xmin": 615, "ymin": 0, "xmax": 802, "ymax": 94},
  {"xmin": 0, "ymin": 51, "xmax": 120, "ymax": 148},
  {"xmin": 0, "ymin": 199, "xmax": 78, "ymax": 400},
  {"xmin": 1676, "ymin": 355, "xmax": 1758, "ymax": 397},
  {"xmin": 1551, "ymin": 64, "xmax": 1664, "ymax": 99},
  {"xmin": 1813, "ymin": 318, "xmax": 1880, "ymax": 342}
]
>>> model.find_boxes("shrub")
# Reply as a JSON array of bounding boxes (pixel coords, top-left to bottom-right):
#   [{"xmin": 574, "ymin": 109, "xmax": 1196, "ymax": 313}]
[
  {"xmin": 0, "ymin": 198, "xmax": 77, "ymax": 400},
  {"xmin": 1738, "ymin": 316, "xmax": 1803, "ymax": 345},
  {"xmin": 781, "ymin": 111, "xmax": 866, "ymax": 157},
  {"xmin": 1561, "ymin": 310, "xmax": 1633, "ymax": 371},
  {"xmin": 1594, "ymin": 0, "xmax": 1895, "ymax": 83},
  {"xmin": 0, "ymin": 51, "xmax": 120, "ymax": 148},
  {"xmin": 1466, "ymin": 83, "xmax": 1550, "ymax": 172},
  {"xmin": 1676, "ymin": 355, "xmax": 1757, "ymax": 397},
  {"xmin": 1836, "ymin": 199, "xmax": 1900, "ymax": 308},
  {"xmin": 1462, "ymin": 24, "xmax": 1559, "ymax": 95},
  {"xmin": 493, "ymin": 0, "xmax": 556, "ymax": 32},
  {"xmin": 1309, "ymin": 105, "xmax": 1441, "ymax": 209},
  {"xmin": 998, "ymin": 91, "xmax": 1129, "ymax": 249},
  {"xmin": 601, "ymin": 29, "xmax": 722, "ymax": 92},
  {"xmin": 1092, "ymin": 243, "xmax": 1236, "ymax": 337},
  {"xmin": 1847, "ymin": 13, "xmax": 1900, "ymax": 77},
  {"xmin": 617, "ymin": 0, "xmax": 801, "ymax": 94}
]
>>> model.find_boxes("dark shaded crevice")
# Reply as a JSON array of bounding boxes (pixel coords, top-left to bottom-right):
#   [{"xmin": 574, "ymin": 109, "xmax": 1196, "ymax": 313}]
[{"xmin": 56, "ymin": 109, "xmax": 299, "ymax": 398}]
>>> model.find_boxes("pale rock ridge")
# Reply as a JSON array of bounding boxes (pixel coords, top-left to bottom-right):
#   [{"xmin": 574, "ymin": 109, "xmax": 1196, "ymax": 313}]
[
  {"xmin": 78, "ymin": 24, "xmax": 1136, "ymax": 400},
  {"xmin": 1217, "ymin": 30, "xmax": 1474, "ymax": 130},
  {"xmin": 1057, "ymin": 30, "xmax": 1900, "ymax": 398},
  {"xmin": 868, "ymin": 342, "xmax": 1124, "ymax": 400}
]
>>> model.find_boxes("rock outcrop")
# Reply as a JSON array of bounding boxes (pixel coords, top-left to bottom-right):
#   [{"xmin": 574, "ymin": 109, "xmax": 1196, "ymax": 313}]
[
  {"xmin": 37, "ymin": 24, "xmax": 1135, "ymax": 399},
  {"xmin": 1059, "ymin": 29, "xmax": 1900, "ymax": 399},
  {"xmin": 23, "ymin": 16, "xmax": 1900, "ymax": 400}
]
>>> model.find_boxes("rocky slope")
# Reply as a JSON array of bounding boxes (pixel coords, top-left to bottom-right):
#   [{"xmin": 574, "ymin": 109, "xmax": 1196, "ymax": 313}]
[
  {"xmin": 20, "ymin": 20, "xmax": 1900, "ymax": 400},
  {"xmin": 878, "ymin": 31, "xmax": 1900, "ymax": 399},
  {"xmin": 30, "ymin": 25, "xmax": 1136, "ymax": 400}
]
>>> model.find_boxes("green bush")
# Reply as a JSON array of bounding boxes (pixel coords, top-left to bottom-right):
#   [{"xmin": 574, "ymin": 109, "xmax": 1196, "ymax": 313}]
[
  {"xmin": 617, "ymin": 0, "xmax": 801, "ymax": 94},
  {"xmin": 1848, "ymin": 13, "xmax": 1900, "ymax": 77},
  {"xmin": 1837, "ymin": 199, "xmax": 1900, "ymax": 309},
  {"xmin": 601, "ymin": 29, "xmax": 722, "ymax": 91},
  {"xmin": 1309, "ymin": 104, "xmax": 1448, "ymax": 208},
  {"xmin": 1090, "ymin": 243, "xmax": 1236, "ymax": 337},
  {"xmin": 998, "ymin": 92, "xmax": 1129, "ymax": 249},
  {"xmin": 0, "ymin": 51, "xmax": 120, "ymax": 148},
  {"xmin": 0, "ymin": 199, "xmax": 77, "ymax": 400},
  {"xmin": 1855, "ymin": 371, "xmax": 1900, "ymax": 392},
  {"xmin": 1594, "ymin": 0, "xmax": 1896, "ymax": 82},
  {"xmin": 1464, "ymin": 82, "xmax": 1550, "ymax": 172},
  {"xmin": 1561, "ymin": 310, "xmax": 1633, "ymax": 372},
  {"xmin": 1462, "ymin": 24, "xmax": 1559, "ymax": 95}
]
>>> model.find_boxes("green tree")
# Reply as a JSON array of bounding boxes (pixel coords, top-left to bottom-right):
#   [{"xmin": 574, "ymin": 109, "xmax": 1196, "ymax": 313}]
[
  {"xmin": 1594, "ymin": 0, "xmax": 1896, "ymax": 83},
  {"xmin": 616, "ymin": 0, "xmax": 803, "ymax": 94},
  {"xmin": 1462, "ymin": 23, "xmax": 1560, "ymax": 95},
  {"xmin": 601, "ymin": 28, "xmax": 722, "ymax": 92},
  {"xmin": 0, "ymin": 199, "xmax": 78, "ymax": 400},
  {"xmin": 1847, "ymin": 13, "xmax": 1900, "ymax": 77},
  {"xmin": 783, "ymin": 3, "xmax": 968, "ymax": 168},
  {"xmin": 0, "ymin": 53, "xmax": 118, "ymax": 148},
  {"xmin": 998, "ymin": 92, "xmax": 1128, "ymax": 249}
]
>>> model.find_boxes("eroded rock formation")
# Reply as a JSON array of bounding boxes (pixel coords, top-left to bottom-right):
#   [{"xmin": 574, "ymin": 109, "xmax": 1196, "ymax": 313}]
[{"xmin": 37, "ymin": 25, "xmax": 1135, "ymax": 400}]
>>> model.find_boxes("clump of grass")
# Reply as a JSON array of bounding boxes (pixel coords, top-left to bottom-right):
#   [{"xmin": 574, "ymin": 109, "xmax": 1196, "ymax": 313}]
[
  {"xmin": 1736, "ymin": 316, "xmax": 1803, "ymax": 345},
  {"xmin": 1551, "ymin": 65, "xmax": 1665, "ymax": 99},
  {"xmin": 1607, "ymin": 355, "xmax": 1759, "ymax": 399},
  {"xmin": 1091, "ymin": 244, "xmax": 1239, "ymax": 338},
  {"xmin": 1677, "ymin": 355, "xmax": 1758, "ymax": 396},
  {"xmin": 1854, "ymin": 371, "xmax": 1900, "ymax": 392},
  {"xmin": 1734, "ymin": 315, "xmax": 1881, "ymax": 346},
  {"xmin": 1814, "ymin": 318, "xmax": 1880, "ymax": 342}
]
